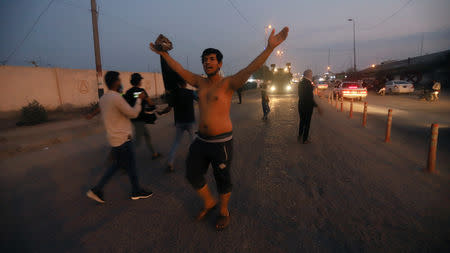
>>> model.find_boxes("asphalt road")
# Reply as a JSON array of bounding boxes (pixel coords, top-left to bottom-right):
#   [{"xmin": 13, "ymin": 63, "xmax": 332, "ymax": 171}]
[{"xmin": 1, "ymin": 91, "xmax": 449, "ymax": 252}]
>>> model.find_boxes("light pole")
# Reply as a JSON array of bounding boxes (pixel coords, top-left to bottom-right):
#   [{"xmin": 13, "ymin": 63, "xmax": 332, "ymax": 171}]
[
  {"xmin": 348, "ymin": 18, "xmax": 357, "ymax": 72},
  {"xmin": 263, "ymin": 25, "xmax": 272, "ymax": 82},
  {"xmin": 264, "ymin": 24, "xmax": 272, "ymax": 47}
]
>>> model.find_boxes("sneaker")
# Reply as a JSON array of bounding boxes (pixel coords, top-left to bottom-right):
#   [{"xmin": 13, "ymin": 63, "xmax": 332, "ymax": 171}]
[
  {"xmin": 86, "ymin": 188, "xmax": 105, "ymax": 203},
  {"xmin": 131, "ymin": 189, "xmax": 153, "ymax": 200}
]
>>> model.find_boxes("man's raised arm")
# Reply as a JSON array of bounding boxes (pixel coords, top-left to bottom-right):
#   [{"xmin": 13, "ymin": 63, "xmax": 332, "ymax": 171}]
[
  {"xmin": 149, "ymin": 43, "xmax": 202, "ymax": 88},
  {"xmin": 229, "ymin": 27, "xmax": 289, "ymax": 91}
]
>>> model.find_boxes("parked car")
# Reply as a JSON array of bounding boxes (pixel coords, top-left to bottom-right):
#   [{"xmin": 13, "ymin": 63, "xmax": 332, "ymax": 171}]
[{"xmin": 385, "ymin": 80, "xmax": 414, "ymax": 94}]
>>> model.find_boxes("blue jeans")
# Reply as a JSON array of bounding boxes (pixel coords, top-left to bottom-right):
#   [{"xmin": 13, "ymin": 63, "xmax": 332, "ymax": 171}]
[
  {"xmin": 168, "ymin": 122, "xmax": 195, "ymax": 164},
  {"xmin": 95, "ymin": 141, "xmax": 140, "ymax": 193},
  {"xmin": 262, "ymin": 101, "xmax": 270, "ymax": 117},
  {"xmin": 132, "ymin": 121, "xmax": 155, "ymax": 154}
]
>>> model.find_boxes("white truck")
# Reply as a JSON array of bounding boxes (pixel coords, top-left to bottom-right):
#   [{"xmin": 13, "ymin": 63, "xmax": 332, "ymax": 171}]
[{"xmin": 333, "ymin": 81, "xmax": 368, "ymax": 101}]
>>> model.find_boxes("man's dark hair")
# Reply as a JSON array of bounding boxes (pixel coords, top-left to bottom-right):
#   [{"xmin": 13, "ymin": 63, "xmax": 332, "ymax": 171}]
[
  {"xmin": 130, "ymin": 73, "xmax": 143, "ymax": 86},
  {"xmin": 104, "ymin": 71, "xmax": 120, "ymax": 89},
  {"xmin": 201, "ymin": 48, "xmax": 223, "ymax": 63}
]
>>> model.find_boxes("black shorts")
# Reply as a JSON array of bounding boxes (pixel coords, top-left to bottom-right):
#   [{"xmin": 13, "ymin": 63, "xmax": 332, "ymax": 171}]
[{"xmin": 186, "ymin": 134, "xmax": 233, "ymax": 194}]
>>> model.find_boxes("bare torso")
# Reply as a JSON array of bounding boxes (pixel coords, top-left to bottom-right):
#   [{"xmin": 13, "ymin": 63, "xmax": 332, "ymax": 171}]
[{"xmin": 197, "ymin": 77, "xmax": 234, "ymax": 136}]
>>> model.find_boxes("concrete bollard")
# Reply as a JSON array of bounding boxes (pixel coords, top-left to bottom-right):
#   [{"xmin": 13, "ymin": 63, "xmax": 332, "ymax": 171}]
[
  {"xmin": 362, "ymin": 102, "xmax": 368, "ymax": 127},
  {"xmin": 349, "ymin": 99, "xmax": 353, "ymax": 118},
  {"xmin": 385, "ymin": 109, "xmax": 393, "ymax": 143},
  {"xmin": 340, "ymin": 99, "xmax": 343, "ymax": 112},
  {"xmin": 426, "ymin": 123, "xmax": 439, "ymax": 173}
]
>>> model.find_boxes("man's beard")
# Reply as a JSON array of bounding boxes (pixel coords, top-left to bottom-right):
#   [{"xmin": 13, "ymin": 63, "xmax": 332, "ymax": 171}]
[{"xmin": 206, "ymin": 68, "xmax": 220, "ymax": 77}]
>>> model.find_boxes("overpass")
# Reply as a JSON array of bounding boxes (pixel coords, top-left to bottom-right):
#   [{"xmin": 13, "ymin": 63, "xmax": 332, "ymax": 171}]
[{"xmin": 356, "ymin": 49, "xmax": 450, "ymax": 85}]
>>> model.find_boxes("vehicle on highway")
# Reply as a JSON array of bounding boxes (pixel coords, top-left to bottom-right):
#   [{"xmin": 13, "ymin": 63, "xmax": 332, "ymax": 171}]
[
  {"xmin": 268, "ymin": 81, "xmax": 295, "ymax": 94},
  {"xmin": 333, "ymin": 81, "xmax": 368, "ymax": 100},
  {"xmin": 385, "ymin": 80, "xmax": 414, "ymax": 94},
  {"xmin": 316, "ymin": 81, "xmax": 329, "ymax": 90}
]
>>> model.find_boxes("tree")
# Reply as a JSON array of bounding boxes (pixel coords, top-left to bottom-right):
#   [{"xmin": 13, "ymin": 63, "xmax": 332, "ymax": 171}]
[{"xmin": 253, "ymin": 65, "xmax": 273, "ymax": 81}]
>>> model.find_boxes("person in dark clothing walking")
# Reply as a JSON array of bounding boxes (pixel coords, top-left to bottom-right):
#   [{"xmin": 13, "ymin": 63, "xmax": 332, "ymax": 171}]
[
  {"xmin": 261, "ymin": 83, "xmax": 270, "ymax": 120},
  {"xmin": 298, "ymin": 69, "xmax": 319, "ymax": 144},
  {"xmin": 237, "ymin": 87, "xmax": 243, "ymax": 104},
  {"xmin": 158, "ymin": 81, "xmax": 198, "ymax": 172},
  {"xmin": 124, "ymin": 73, "xmax": 161, "ymax": 160}
]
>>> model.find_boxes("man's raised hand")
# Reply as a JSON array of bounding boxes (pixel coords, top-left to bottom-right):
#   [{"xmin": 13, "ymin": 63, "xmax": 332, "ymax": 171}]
[
  {"xmin": 267, "ymin": 27, "xmax": 289, "ymax": 50},
  {"xmin": 149, "ymin": 43, "xmax": 163, "ymax": 55}
]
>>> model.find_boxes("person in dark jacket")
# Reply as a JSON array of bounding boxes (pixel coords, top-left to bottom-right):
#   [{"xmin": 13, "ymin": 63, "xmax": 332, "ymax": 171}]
[
  {"xmin": 158, "ymin": 81, "xmax": 198, "ymax": 172},
  {"xmin": 124, "ymin": 73, "xmax": 161, "ymax": 159},
  {"xmin": 298, "ymin": 69, "xmax": 319, "ymax": 144},
  {"xmin": 261, "ymin": 83, "xmax": 270, "ymax": 120},
  {"xmin": 237, "ymin": 87, "xmax": 243, "ymax": 104}
]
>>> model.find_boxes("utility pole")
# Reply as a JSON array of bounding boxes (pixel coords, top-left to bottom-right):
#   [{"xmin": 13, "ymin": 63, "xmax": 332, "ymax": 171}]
[
  {"xmin": 420, "ymin": 33, "xmax": 424, "ymax": 56},
  {"xmin": 90, "ymin": 0, "xmax": 103, "ymax": 97},
  {"xmin": 263, "ymin": 25, "xmax": 272, "ymax": 82},
  {"xmin": 327, "ymin": 48, "xmax": 330, "ymax": 71}
]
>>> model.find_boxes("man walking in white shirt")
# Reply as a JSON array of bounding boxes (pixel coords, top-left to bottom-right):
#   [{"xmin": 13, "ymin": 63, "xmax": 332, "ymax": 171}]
[{"xmin": 86, "ymin": 71, "xmax": 152, "ymax": 203}]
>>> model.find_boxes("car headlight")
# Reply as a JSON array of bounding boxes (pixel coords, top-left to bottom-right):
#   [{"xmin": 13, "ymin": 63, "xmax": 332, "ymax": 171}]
[
  {"xmin": 270, "ymin": 86, "xmax": 276, "ymax": 91},
  {"xmin": 286, "ymin": 85, "xmax": 292, "ymax": 91}
]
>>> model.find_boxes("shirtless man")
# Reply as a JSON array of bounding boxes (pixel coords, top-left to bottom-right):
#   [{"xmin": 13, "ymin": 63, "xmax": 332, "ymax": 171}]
[{"xmin": 150, "ymin": 27, "xmax": 289, "ymax": 230}]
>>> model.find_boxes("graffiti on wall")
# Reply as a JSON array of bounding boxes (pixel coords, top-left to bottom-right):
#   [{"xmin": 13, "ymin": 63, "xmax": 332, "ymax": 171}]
[{"xmin": 78, "ymin": 80, "xmax": 89, "ymax": 94}]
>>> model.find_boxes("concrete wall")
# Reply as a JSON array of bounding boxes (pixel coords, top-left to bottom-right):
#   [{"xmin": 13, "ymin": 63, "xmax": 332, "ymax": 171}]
[{"xmin": 0, "ymin": 65, "xmax": 164, "ymax": 112}]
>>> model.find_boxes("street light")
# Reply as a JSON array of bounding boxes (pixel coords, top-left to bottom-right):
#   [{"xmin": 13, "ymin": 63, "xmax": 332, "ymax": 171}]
[
  {"xmin": 371, "ymin": 64, "xmax": 376, "ymax": 68},
  {"xmin": 327, "ymin": 66, "xmax": 330, "ymax": 71},
  {"xmin": 264, "ymin": 24, "xmax": 273, "ymax": 48},
  {"xmin": 348, "ymin": 18, "xmax": 357, "ymax": 72},
  {"xmin": 284, "ymin": 67, "xmax": 288, "ymax": 72},
  {"xmin": 264, "ymin": 24, "xmax": 273, "ymax": 81}
]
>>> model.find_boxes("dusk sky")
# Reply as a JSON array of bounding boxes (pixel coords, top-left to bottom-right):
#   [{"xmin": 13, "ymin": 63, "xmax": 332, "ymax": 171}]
[{"xmin": 1, "ymin": 0, "xmax": 449, "ymax": 76}]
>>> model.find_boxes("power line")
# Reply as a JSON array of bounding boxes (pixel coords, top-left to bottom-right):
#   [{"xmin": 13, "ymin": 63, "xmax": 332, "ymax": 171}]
[
  {"xmin": 2, "ymin": 0, "xmax": 56, "ymax": 65},
  {"xmin": 362, "ymin": 0, "xmax": 414, "ymax": 30},
  {"xmin": 60, "ymin": 0, "xmax": 158, "ymax": 36},
  {"xmin": 225, "ymin": 0, "xmax": 258, "ymax": 33},
  {"xmin": 58, "ymin": 0, "xmax": 89, "ymax": 12}
]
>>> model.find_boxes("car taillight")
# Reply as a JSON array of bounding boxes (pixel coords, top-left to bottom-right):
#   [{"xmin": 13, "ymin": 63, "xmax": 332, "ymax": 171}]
[{"xmin": 343, "ymin": 90, "xmax": 350, "ymax": 94}]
